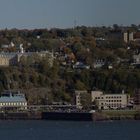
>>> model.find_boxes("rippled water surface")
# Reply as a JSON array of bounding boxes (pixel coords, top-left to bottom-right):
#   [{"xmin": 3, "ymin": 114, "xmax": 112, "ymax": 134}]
[{"xmin": 0, "ymin": 120, "xmax": 140, "ymax": 140}]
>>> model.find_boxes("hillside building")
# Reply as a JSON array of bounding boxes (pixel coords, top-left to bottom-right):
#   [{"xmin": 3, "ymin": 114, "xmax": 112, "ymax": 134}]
[
  {"xmin": 91, "ymin": 91, "xmax": 128, "ymax": 110},
  {"xmin": 0, "ymin": 47, "xmax": 55, "ymax": 67}
]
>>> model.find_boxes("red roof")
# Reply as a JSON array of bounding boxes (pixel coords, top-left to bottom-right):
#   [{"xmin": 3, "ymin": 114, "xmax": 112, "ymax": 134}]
[{"xmin": 134, "ymin": 32, "xmax": 140, "ymax": 39}]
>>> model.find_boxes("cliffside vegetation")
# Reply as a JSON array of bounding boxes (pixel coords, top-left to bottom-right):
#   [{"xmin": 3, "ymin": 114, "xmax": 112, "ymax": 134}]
[{"xmin": 0, "ymin": 26, "xmax": 139, "ymax": 104}]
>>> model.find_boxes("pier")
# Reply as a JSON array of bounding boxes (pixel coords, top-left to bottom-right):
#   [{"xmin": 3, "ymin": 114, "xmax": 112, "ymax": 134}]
[
  {"xmin": 0, "ymin": 105, "xmax": 139, "ymax": 121},
  {"xmin": 0, "ymin": 105, "xmax": 93, "ymax": 121}
]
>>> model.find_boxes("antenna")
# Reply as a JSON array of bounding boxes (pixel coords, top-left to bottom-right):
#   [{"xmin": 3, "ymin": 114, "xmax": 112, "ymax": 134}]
[{"xmin": 74, "ymin": 20, "xmax": 77, "ymax": 28}]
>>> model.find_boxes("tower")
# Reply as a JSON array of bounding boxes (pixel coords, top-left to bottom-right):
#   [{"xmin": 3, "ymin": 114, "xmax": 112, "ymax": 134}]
[{"xmin": 20, "ymin": 44, "xmax": 24, "ymax": 54}]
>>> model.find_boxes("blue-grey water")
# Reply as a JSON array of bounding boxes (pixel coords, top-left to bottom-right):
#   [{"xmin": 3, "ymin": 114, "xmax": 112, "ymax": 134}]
[{"xmin": 0, "ymin": 120, "xmax": 140, "ymax": 140}]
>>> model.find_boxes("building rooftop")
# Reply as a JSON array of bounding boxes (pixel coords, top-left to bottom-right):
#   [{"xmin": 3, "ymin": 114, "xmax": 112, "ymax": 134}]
[{"xmin": 0, "ymin": 91, "xmax": 27, "ymax": 103}]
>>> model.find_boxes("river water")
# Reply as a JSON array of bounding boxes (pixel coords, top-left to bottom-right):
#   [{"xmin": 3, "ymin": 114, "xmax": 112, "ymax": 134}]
[{"xmin": 0, "ymin": 120, "xmax": 140, "ymax": 140}]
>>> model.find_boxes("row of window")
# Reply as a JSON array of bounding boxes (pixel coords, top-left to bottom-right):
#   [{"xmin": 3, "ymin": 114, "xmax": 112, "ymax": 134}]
[
  {"xmin": 106, "ymin": 100, "xmax": 122, "ymax": 102},
  {"xmin": 95, "ymin": 96, "xmax": 122, "ymax": 100},
  {"xmin": 101, "ymin": 103, "xmax": 122, "ymax": 106},
  {"xmin": 106, "ymin": 96, "xmax": 122, "ymax": 99},
  {"xmin": 0, "ymin": 102, "xmax": 27, "ymax": 106},
  {"xmin": 95, "ymin": 97, "xmax": 102, "ymax": 99},
  {"xmin": 107, "ymin": 105, "xmax": 121, "ymax": 108}
]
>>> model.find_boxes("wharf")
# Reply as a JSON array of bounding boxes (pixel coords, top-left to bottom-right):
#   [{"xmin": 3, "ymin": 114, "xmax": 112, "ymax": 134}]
[{"xmin": 0, "ymin": 105, "xmax": 139, "ymax": 121}]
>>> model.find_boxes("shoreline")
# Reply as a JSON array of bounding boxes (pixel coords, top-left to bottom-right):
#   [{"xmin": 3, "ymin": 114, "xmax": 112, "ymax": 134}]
[{"xmin": 0, "ymin": 110, "xmax": 139, "ymax": 121}]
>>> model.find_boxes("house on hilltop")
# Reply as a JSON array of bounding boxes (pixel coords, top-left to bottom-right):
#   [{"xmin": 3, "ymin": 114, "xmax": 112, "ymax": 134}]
[{"xmin": 0, "ymin": 46, "xmax": 55, "ymax": 67}]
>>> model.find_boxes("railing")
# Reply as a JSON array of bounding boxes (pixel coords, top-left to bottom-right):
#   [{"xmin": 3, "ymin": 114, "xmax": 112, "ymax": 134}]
[{"xmin": 0, "ymin": 105, "xmax": 88, "ymax": 113}]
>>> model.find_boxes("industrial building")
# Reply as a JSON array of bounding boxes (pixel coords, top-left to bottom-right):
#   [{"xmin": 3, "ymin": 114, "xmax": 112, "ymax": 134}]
[{"xmin": 91, "ymin": 91, "xmax": 128, "ymax": 110}]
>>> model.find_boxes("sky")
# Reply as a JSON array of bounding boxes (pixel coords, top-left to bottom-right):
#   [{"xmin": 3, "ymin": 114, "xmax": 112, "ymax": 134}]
[{"xmin": 0, "ymin": 0, "xmax": 139, "ymax": 29}]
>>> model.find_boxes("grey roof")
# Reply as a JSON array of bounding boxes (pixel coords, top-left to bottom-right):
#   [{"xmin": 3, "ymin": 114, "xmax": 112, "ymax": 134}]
[
  {"xmin": 0, "ymin": 51, "xmax": 53, "ymax": 59},
  {"xmin": 0, "ymin": 96, "xmax": 27, "ymax": 103}
]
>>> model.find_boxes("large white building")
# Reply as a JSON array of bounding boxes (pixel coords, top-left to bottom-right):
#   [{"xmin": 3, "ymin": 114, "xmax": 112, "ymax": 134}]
[
  {"xmin": 91, "ymin": 91, "xmax": 128, "ymax": 110},
  {"xmin": 0, "ymin": 46, "xmax": 55, "ymax": 67},
  {"xmin": 0, "ymin": 91, "xmax": 27, "ymax": 109}
]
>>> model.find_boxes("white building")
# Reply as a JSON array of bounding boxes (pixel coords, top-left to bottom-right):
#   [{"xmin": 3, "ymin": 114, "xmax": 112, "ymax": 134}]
[
  {"xmin": 91, "ymin": 91, "xmax": 128, "ymax": 110},
  {"xmin": 124, "ymin": 32, "xmax": 128, "ymax": 43},
  {"xmin": 0, "ymin": 91, "xmax": 27, "ymax": 109},
  {"xmin": 93, "ymin": 60, "xmax": 105, "ymax": 69},
  {"xmin": 123, "ymin": 32, "xmax": 134, "ymax": 43},
  {"xmin": 0, "ymin": 48, "xmax": 55, "ymax": 67}
]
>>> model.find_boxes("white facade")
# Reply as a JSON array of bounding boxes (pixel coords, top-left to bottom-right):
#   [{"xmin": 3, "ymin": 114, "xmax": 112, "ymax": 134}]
[
  {"xmin": 0, "ymin": 102, "xmax": 27, "ymax": 107},
  {"xmin": 93, "ymin": 60, "xmax": 105, "ymax": 68},
  {"xmin": 91, "ymin": 91, "xmax": 128, "ymax": 110},
  {"xmin": 0, "ymin": 50, "xmax": 54, "ymax": 67},
  {"xmin": 91, "ymin": 91, "xmax": 103, "ymax": 102},
  {"xmin": 124, "ymin": 32, "xmax": 128, "ymax": 43},
  {"xmin": 124, "ymin": 32, "xmax": 134, "ymax": 43}
]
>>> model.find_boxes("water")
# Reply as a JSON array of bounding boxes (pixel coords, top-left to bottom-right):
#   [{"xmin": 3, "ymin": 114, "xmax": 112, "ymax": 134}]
[{"xmin": 0, "ymin": 120, "xmax": 140, "ymax": 140}]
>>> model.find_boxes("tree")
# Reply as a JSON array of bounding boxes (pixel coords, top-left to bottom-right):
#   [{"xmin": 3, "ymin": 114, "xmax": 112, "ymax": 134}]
[
  {"xmin": 75, "ymin": 80, "xmax": 86, "ymax": 90},
  {"xmin": 80, "ymin": 92, "xmax": 92, "ymax": 109}
]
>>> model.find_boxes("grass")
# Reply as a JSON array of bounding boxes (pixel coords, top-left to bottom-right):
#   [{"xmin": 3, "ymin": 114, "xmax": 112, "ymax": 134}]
[{"xmin": 102, "ymin": 110, "xmax": 138, "ymax": 116}]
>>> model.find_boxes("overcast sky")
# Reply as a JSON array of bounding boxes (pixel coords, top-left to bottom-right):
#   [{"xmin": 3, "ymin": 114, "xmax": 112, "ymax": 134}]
[{"xmin": 0, "ymin": 0, "xmax": 139, "ymax": 29}]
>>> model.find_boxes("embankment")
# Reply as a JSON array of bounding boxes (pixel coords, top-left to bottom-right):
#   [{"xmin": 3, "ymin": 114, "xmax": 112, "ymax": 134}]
[{"xmin": 0, "ymin": 110, "xmax": 139, "ymax": 121}]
